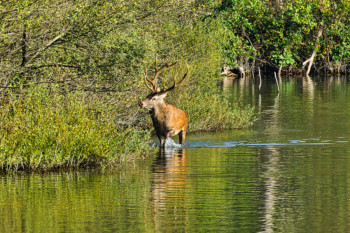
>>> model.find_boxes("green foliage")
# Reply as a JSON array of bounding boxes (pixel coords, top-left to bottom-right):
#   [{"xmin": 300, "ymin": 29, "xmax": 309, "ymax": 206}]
[
  {"xmin": 271, "ymin": 49, "xmax": 296, "ymax": 68},
  {"xmin": 217, "ymin": 0, "xmax": 350, "ymax": 72},
  {"xmin": 0, "ymin": 84, "xmax": 153, "ymax": 170},
  {"xmin": 181, "ymin": 91, "xmax": 255, "ymax": 131},
  {"xmin": 0, "ymin": 0, "xmax": 256, "ymax": 170},
  {"xmin": 173, "ymin": 77, "xmax": 255, "ymax": 131}
]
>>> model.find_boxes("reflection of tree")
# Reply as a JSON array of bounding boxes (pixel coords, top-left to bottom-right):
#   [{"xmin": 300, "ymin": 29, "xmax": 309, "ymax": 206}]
[
  {"xmin": 230, "ymin": 76, "xmax": 257, "ymax": 108},
  {"xmin": 0, "ymin": 169, "xmax": 155, "ymax": 232},
  {"xmin": 302, "ymin": 76, "xmax": 315, "ymax": 122},
  {"xmin": 302, "ymin": 76, "xmax": 315, "ymax": 102},
  {"xmin": 260, "ymin": 146, "xmax": 280, "ymax": 233},
  {"xmin": 223, "ymin": 76, "xmax": 235, "ymax": 88},
  {"xmin": 228, "ymin": 75, "xmax": 350, "ymax": 232}
]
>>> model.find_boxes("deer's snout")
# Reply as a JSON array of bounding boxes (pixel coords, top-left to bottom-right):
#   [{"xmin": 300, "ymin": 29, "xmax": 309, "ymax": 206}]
[{"xmin": 139, "ymin": 102, "xmax": 144, "ymax": 108}]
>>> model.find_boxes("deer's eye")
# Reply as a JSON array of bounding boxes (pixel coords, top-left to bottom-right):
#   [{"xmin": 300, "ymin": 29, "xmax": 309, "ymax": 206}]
[{"xmin": 151, "ymin": 97, "xmax": 156, "ymax": 101}]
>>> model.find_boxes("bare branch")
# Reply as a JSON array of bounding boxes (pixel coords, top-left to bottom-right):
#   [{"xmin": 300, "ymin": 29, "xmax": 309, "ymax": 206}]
[{"xmin": 26, "ymin": 31, "xmax": 67, "ymax": 66}]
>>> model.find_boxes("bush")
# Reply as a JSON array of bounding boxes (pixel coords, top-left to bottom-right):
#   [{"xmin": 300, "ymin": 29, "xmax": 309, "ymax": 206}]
[
  {"xmin": 0, "ymin": 84, "xmax": 154, "ymax": 171},
  {"xmin": 174, "ymin": 82, "xmax": 255, "ymax": 132},
  {"xmin": 0, "ymin": 1, "xmax": 257, "ymax": 171}
]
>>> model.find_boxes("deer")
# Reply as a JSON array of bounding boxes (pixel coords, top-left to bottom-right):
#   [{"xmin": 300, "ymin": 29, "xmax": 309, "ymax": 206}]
[{"xmin": 139, "ymin": 60, "xmax": 189, "ymax": 148}]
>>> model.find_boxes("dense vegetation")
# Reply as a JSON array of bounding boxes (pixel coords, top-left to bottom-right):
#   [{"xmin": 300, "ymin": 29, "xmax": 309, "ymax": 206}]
[
  {"xmin": 218, "ymin": 0, "xmax": 350, "ymax": 76},
  {"xmin": 0, "ymin": 0, "xmax": 254, "ymax": 170},
  {"xmin": 0, "ymin": 0, "xmax": 348, "ymax": 170}
]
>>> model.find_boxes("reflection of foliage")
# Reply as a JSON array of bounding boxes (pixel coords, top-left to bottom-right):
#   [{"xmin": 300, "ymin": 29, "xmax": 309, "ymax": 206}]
[
  {"xmin": 183, "ymin": 147, "xmax": 263, "ymax": 232},
  {"xmin": 0, "ymin": 146, "xmax": 264, "ymax": 232},
  {"xmin": 0, "ymin": 168, "xmax": 154, "ymax": 232}
]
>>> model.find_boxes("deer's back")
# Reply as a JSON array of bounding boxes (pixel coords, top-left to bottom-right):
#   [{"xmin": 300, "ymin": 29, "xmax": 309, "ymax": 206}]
[{"xmin": 166, "ymin": 104, "xmax": 188, "ymax": 131}]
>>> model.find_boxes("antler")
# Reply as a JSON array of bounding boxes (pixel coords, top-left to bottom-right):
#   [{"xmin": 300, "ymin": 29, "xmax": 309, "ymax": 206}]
[
  {"xmin": 144, "ymin": 66, "xmax": 156, "ymax": 92},
  {"xmin": 144, "ymin": 59, "xmax": 177, "ymax": 93},
  {"xmin": 162, "ymin": 65, "xmax": 189, "ymax": 93},
  {"xmin": 153, "ymin": 59, "xmax": 177, "ymax": 85}
]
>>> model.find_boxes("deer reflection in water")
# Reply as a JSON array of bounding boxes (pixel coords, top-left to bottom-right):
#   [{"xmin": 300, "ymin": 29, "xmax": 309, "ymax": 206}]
[{"xmin": 150, "ymin": 148, "xmax": 188, "ymax": 230}]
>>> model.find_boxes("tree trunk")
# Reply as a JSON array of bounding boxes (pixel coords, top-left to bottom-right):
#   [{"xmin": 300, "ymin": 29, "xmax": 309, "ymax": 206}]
[{"xmin": 302, "ymin": 26, "xmax": 323, "ymax": 78}]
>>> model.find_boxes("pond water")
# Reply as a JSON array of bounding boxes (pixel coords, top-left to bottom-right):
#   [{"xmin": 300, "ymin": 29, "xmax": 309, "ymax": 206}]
[{"xmin": 1, "ymin": 76, "xmax": 350, "ymax": 232}]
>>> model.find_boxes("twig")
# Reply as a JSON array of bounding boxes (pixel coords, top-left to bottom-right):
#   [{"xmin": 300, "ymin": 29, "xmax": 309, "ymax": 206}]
[
  {"xmin": 274, "ymin": 72, "xmax": 280, "ymax": 93},
  {"xmin": 26, "ymin": 32, "xmax": 67, "ymax": 65}
]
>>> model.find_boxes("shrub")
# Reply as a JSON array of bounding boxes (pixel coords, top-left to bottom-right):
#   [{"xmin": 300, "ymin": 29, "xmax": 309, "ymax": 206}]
[{"xmin": 0, "ymin": 84, "xmax": 154, "ymax": 171}]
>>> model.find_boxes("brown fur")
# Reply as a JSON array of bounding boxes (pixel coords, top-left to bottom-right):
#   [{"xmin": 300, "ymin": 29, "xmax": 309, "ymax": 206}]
[
  {"xmin": 140, "ymin": 93, "xmax": 188, "ymax": 147},
  {"xmin": 141, "ymin": 61, "xmax": 189, "ymax": 147}
]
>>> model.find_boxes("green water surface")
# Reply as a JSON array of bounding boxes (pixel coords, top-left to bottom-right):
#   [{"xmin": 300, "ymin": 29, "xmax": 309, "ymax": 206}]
[{"xmin": 1, "ymin": 76, "xmax": 350, "ymax": 232}]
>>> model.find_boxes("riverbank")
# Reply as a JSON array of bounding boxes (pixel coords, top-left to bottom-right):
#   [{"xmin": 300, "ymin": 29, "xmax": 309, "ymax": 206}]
[{"xmin": 0, "ymin": 83, "xmax": 255, "ymax": 171}]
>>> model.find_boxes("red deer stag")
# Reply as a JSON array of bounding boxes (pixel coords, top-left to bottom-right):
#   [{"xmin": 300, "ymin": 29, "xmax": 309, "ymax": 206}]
[{"xmin": 139, "ymin": 61, "xmax": 189, "ymax": 147}]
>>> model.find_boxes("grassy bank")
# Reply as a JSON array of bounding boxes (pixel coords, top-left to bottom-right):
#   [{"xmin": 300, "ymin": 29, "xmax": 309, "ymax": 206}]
[
  {"xmin": 0, "ymin": 83, "xmax": 255, "ymax": 171},
  {"xmin": 176, "ymin": 84, "xmax": 255, "ymax": 132},
  {"xmin": 0, "ymin": 84, "xmax": 153, "ymax": 171}
]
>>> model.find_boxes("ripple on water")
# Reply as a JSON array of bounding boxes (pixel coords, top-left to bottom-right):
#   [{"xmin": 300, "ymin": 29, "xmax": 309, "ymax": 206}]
[
  {"xmin": 180, "ymin": 138, "xmax": 345, "ymax": 149},
  {"xmin": 150, "ymin": 136, "xmax": 348, "ymax": 150}
]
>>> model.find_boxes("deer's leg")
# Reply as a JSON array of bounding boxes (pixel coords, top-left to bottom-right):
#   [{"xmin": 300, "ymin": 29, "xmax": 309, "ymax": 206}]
[
  {"xmin": 157, "ymin": 134, "xmax": 166, "ymax": 147},
  {"xmin": 160, "ymin": 137, "xmax": 166, "ymax": 147},
  {"xmin": 179, "ymin": 130, "xmax": 186, "ymax": 145}
]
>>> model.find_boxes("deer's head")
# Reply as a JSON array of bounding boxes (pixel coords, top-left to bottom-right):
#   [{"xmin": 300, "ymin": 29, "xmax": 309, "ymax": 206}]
[{"xmin": 139, "ymin": 60, "xmax": 189, "ymax": 110}]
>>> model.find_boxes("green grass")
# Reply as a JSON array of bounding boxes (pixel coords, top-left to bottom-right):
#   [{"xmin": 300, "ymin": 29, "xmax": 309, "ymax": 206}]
[
  {"xmin": 171, "ymin": 76, "xmax": 256, "ymax": 132},
  {"xmin": 182, "ymin": 92, "xmax": 255, "ymax": 132},
  {"xmin": 0, "ymin": 84, "xmax": 154, "ymax": 171}
]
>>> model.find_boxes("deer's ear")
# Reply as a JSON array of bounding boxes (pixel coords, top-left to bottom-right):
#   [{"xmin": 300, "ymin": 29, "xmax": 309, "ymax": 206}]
[{"xmin": 159, "ymin": 92, "xmax": 167, "ymax": 99}]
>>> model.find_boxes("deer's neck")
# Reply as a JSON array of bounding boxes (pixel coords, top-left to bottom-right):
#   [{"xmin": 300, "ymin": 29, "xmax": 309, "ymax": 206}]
[{"xmin": 152, "ymin": 102, "xmax": 169, "ymax": 120}]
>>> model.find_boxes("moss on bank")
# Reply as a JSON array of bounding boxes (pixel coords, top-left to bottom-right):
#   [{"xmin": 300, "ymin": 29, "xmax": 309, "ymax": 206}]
[{"xmin": 0, "ymin": 83, "xmax": 255, "ymax": 171}]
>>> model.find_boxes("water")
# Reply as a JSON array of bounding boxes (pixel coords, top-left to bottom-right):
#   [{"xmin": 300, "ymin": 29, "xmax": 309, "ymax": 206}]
[{"xmin": 1, "ymin": 76, "xmax": 350, "ymax": 232}]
